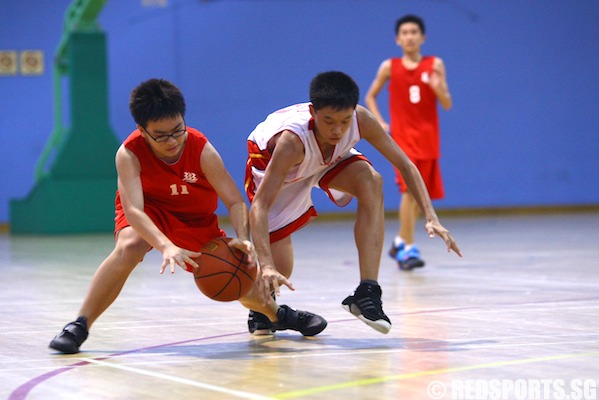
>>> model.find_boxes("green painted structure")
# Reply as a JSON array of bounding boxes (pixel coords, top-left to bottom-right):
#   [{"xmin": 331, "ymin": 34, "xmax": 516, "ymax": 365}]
[{"xmin": 10, "ymin": 0, "xmax": 120, "ymax": 234}]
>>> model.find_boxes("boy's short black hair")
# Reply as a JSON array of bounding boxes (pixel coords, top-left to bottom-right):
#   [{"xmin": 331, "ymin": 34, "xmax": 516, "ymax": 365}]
[
  {"xmin": 309, "ymin": 71, "xmax": 359, "ymax": 111},
  {"xmin": 395, "ymin": 14, "xmax": 425, "ymax": 35},
  {"xmin": 129, "ymin": 79, "xmax": 186, "ymax": 128}
]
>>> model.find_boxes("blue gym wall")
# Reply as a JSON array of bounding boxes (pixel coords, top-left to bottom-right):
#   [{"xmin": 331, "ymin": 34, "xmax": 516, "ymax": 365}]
[{"xmin": 2, "ymin": 0, "xmax": 599, "ymax": 226}]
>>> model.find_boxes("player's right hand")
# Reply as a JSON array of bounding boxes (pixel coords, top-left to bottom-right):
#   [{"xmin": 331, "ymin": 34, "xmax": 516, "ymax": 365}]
[
  {"xmin": 228, "ymin": 238, "xmax": 257, "ymax": 269},
  {"xmin": 256, "ymin": 265, "xmax": 295, "ymax": 305}
]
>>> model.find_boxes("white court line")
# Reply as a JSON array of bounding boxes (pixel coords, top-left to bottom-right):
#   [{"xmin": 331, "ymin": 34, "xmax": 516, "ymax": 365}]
[
  {"xmin": 2, "ymin": 336, "xmax": 598, "ymax": 374},
  {"xmin": 83, "ymin": 358, "xmax": 274, "ymax": 400},
  {"xmin": 86, "ymin": 338, "xmax": 599, "ymax": 365}
]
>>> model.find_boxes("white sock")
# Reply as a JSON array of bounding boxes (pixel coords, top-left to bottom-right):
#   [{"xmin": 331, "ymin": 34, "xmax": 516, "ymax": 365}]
[{"xmin": 393, "ymin": 236, "xmax": 405, "ymax": 247}]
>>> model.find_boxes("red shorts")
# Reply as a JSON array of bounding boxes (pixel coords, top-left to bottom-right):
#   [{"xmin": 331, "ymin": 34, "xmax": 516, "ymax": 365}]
[
  {"xmin": 114, "ymin": 196, "xmax": 225, "ymax": 271},
  {"xmin": 395, "ymin": 159, "xmax": 444, "ymax": 200}
]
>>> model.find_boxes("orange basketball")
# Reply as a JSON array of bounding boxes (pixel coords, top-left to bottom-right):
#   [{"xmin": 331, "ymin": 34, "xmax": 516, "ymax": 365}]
[{"xmin": 193, "ymin": 237, "xmax": 255, "ymax": 302}]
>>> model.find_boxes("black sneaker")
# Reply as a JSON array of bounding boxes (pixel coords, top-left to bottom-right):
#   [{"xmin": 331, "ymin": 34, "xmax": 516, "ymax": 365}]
[
  {"xmin": 248, "ymin": 310, "xmax": 275, "ymax": 335},
  {"xmin": 342, "ymin": 283, "xmax": 391, "ymax": 334},
  {"xmin": 248, "ymin": 291, "xmax": 277, "ymax": 335},
  {"xmin": 49, "ymin": 317, "xmax": 89, "ymax": 354},
  {"xmin": 272, "ymin": 305, "xmax": 327, "ymax": 336}
]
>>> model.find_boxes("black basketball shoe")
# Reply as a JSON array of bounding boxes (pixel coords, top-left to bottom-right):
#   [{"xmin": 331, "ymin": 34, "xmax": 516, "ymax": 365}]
[
  {"xmin": 248, "ymin": 310, "xmax": 276, "ymax": 335},
  {"xmin": 49, "ymin": 316, "xmax": 89, "ymax": 354},
  {"xmin": 342, "ymin": 283, "xmax": 391, "ymax": 334},
  {"xmin": 271, "ymin": 305, "xmax": 327, "ymax": 336}
]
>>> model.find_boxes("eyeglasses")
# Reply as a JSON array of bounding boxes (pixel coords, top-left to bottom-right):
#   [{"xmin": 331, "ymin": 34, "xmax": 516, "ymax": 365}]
[{"xmin": 143, "ymin": 123, "xmax": 187, "ymax": 143}]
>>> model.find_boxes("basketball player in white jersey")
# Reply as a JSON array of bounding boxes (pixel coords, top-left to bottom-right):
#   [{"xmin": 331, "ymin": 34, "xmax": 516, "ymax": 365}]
[{"xmin": 245, "ymin": 71, "xmax": 461, "ymax": 334}]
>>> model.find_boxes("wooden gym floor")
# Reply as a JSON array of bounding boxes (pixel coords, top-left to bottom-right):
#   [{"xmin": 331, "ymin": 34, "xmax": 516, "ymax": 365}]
[{"xmin": 1, "ymin": 211, "xmax": 598, "ymax": 399}]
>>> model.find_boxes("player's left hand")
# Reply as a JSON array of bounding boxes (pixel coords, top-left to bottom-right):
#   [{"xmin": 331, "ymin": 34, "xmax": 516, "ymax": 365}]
[
  {"xmin": 425, "ymin": 220, "xmax": 462, "ymax": 257},
  {"xmin": 428, "ymin": 63, "xmax": 445, "ymax": 89},
  {"xmin": 160, "ymin": 243, "xmax": 202, "ymax": 274}
]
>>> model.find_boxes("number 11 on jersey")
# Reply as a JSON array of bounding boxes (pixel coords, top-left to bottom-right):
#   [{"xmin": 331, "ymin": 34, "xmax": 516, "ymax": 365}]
[{"xmin": 170, "ymin": 184, "xmax": 189, "ymax": 195}]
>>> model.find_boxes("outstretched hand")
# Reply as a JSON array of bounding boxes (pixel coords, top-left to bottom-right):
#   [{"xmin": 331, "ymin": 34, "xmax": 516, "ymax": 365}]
[
  {"xmin": 255, "ymin": 265, "xmax": 295, "ymax": 306},
  {"xmin": 160, "ymin": 244, "xmax": 202, "ymax": 274},
  {"xmin": 425, "ymin": 220, "xmax": 462, "ymax": 257}
]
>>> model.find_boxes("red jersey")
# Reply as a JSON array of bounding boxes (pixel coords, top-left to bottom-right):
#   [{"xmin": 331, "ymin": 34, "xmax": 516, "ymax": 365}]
[
  {"xmin": 389, "ymin": 56, "xmax": 440, "ymax": 160},
  {"xmin": 114, "ymin": 127, "xmax": 225, "ymax": 255}
]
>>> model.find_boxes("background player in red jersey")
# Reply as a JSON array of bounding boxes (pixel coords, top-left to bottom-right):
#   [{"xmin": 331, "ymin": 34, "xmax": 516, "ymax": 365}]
[
  {"xmin": 49, "ymin": 79, "xmax": 318, "ymax": 354},
  {"xmin": 365, "ymin": 14, "xmax": 452, "ymax": 271}
]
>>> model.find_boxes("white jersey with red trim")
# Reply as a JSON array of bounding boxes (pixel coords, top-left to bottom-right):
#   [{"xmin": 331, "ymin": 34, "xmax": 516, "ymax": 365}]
[
  {"xmin": 248, "ymin": 102, "xmax": 361, "ymax": 182},
  {"xmin": 246, "ymin": 102, "xmax": 363, "ymax": 236}
]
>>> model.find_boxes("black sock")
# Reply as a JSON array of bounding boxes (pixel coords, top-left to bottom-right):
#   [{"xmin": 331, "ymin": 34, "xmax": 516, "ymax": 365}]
[
  {"xmin": 76, "ymin": 316, "xmax": 88, "ymax": 328},
  {"xmin": 360, "ymin": 279, "xmax": 378, "ymax": 286}
]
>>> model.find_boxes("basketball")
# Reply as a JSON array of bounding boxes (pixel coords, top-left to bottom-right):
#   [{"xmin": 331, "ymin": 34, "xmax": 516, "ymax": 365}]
[{"xmin": 192, "ymin": 237, "xmax": 255, "ymax": 302}]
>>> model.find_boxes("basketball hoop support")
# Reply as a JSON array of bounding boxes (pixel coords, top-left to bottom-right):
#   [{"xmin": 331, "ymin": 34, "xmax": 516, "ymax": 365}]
[{"xmin": 10, "ymin": 0, "xmax": 120, "ymax": 234}]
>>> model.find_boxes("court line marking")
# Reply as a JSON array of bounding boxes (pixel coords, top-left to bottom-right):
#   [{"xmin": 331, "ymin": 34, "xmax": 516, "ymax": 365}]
[
  {"xmin": 7, "ymin": 332, "xmax": 247, "ymax": 400},
  {"xmin": 5, "ymin": 334, "xmax": 599, "ymax": 375},
  {"xmin": 271, "ymin": 351, "xmax": 599, "ymax": 399},
  {"xmin": 83, "ymin": 358, "xmax": 273, "ymax": 400},
  {"xmin": 8, "ymin": 297, "xmax": 599, "ymax": 399}
]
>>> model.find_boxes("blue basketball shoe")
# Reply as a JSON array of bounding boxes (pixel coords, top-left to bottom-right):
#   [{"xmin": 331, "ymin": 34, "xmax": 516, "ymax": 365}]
[
  {"xmin": 396, "ymin": 245, "xmax": 425, "ymax": 271},
  {"xmin": 388, "ymin": 241, "xmax": 405, "ymax": 259}
]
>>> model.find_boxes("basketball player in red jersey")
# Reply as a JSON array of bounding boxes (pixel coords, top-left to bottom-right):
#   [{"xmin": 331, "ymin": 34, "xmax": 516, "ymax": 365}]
[
  {"xmin": 366, "ymin": 14, "xmax": 452, "ymax": 271},
  {"xmin": 49, "ymin": 79, "xmax": 322, "ymax": 354}
]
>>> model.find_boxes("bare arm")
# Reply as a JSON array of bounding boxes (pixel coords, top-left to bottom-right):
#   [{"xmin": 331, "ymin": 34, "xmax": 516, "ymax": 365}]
[
  {"xmin": 115, "ymin": 145, "xmax": 202, "ymax": 273},
  {"xmin": 364, "ymin": 59, "xmax": 392, "ymax": 132},
  {"xmin": 249, "ymin": 131, "xmax": 303, "ymax": 301},
  {"xmin": 201, "ymin": 142, "xmax": 255, "ymax": 265},
  {"xmin": 357, "ymin": 106, "xmax": 461, "ymax": 256},
  {"xmin": 430, "ymin": 57, "xmax": 452, "ymax": 110}
]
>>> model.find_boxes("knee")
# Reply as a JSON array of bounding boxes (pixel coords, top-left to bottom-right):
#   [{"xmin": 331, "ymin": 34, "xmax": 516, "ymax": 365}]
[
  {"xmin": 356, "ymin": 169, "xmax": 384, "ymax": 200},
  {"xmin": 114, "ymin": 234, "xmax": 150, "ymax": 266},
  {"xmin": 371, "ymin": 170, "xmax": 384, "ymax": 192}
]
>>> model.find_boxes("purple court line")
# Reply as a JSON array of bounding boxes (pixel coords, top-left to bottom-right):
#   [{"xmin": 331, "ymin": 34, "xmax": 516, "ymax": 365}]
[
  {"xmin": 8, "ymin": 331, "xmax": 245, "ymax": 400},
  {"xmin": 9, "ymin": 295, "xmax": 599, "ymax": 399}
]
